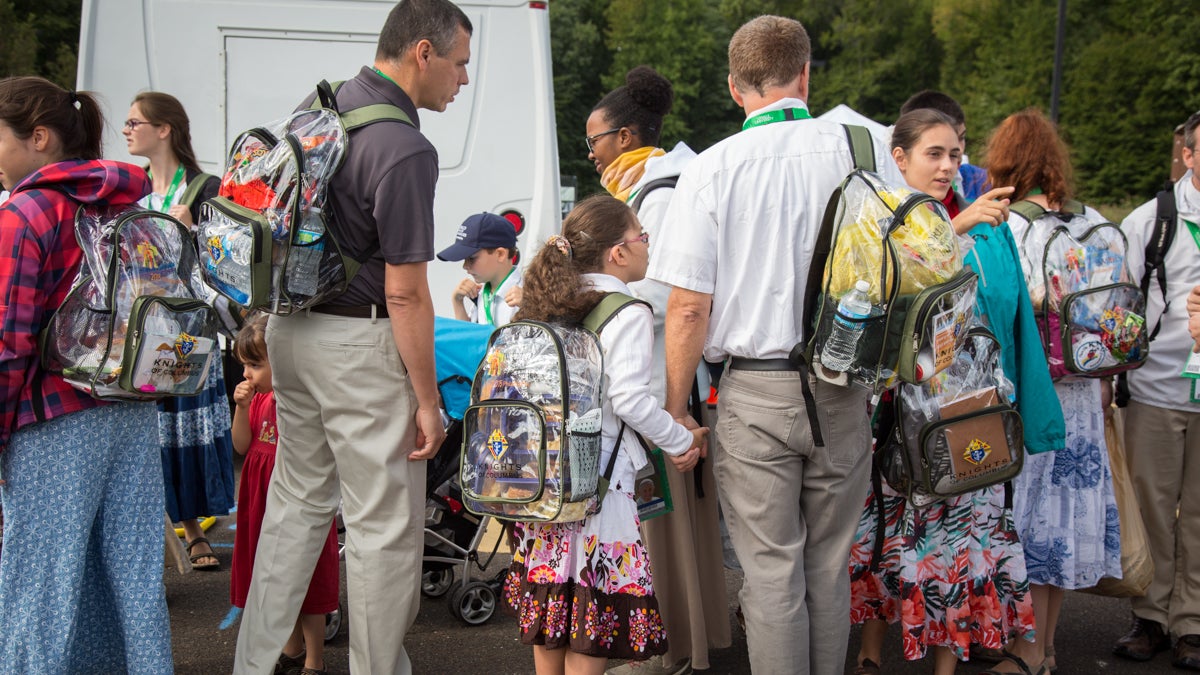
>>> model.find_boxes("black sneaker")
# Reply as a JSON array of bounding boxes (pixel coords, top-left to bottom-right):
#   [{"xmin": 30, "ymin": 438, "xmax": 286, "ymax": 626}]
[
  {"xmin": 1113, "ymin": 616, "xmax": 1169, "ymax": 661},
  {"xmin": 275, "ymin": 651, "xmax": 306, "ymax": 675}
]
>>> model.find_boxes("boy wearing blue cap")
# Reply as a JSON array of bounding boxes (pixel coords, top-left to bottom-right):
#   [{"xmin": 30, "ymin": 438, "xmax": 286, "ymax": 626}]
[{"xmin": 438, "ymin": 212, "xmax": 522, "ymax": 326}]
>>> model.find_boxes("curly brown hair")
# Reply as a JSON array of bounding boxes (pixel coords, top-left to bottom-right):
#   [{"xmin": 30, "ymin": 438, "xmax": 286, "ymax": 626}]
[
  {"xmin": 233, "ymin": 313, "xmax": 269, "ymax": 364},
  {"xmin": 984, "ymin": 108, "xmax": 1074, "ymax": 206},
  {"xmin": 514, "ymin": 195, "xmax": 637, "ymax": 324}
]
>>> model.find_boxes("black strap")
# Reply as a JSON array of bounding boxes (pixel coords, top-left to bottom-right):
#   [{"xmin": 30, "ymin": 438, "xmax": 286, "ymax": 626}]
[
  {"xmin": 1143, "ymin": 187, "xmax": 1178, "ymax": 341},
  {"xmin": 869, "ymin": 461, "xmax": 886, "ymax": 573},
  {"xmin": 689, "ymin": 377, "xmax": 706, "ymax": 499},
  {"xmin": 177, "ymin": 172, "xmax": 217, "ymax": 210},
  {"xmin": 1004, "ymin": 480, "xmax": 1014, "ymax": 510},
  {"xmin": 629, "ymin": 176, "xmax": 679, "ymax": 212},
  {"xmin": 604, "ymin": 421, "xmax": 627, "ymax": 486}
]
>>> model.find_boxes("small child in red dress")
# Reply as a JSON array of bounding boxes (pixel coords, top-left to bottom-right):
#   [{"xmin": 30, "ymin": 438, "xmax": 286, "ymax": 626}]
[{"xmin": 230, "ymin": 315, "xmax": 340, "ymax": 675}]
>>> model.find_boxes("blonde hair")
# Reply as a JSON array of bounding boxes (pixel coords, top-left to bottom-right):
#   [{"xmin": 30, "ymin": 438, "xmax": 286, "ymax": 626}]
[{"xmin": 728, "ymin": 16, "xmax": 810, "ymax": 96}]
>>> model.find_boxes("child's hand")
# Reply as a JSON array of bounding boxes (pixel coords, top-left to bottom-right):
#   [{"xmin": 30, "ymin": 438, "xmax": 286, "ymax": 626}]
[
  {"xmin": 453, "ymin": 278, "xmax": 482, "ymax": 302},
  {"xmin": 504, "ymin": 285, "xmax": 523, "ymax": 307},
  {"xmin": 667, "ymin": 425, "xmax": 709, "ymax": 472},
  {"xmin": 233, "ymin": 380, "xmax": 255, "ymax": 408}
]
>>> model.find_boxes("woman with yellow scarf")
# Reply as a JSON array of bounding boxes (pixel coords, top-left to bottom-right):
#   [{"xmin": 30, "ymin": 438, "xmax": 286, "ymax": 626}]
[{"xmin": 587, "ymin": 66, "xmax": 730, "ymax": 675}]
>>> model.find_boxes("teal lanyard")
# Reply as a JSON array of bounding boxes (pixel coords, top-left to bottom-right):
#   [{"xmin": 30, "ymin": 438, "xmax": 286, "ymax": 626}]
[
  {"xmin": 480, "ymin": 267, "xmax": 515, "ymax": 326},
  {"xmin": 741, "ymin": 107, "xmax": 812, "ymax": 131},
  {"xmin": 147, "ymin": 165, "xmax": 185, "ymax": 212}
]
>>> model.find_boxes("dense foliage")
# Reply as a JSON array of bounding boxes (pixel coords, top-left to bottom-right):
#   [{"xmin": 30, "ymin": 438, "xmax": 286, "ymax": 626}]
[
  {"xmin": 3, "ymin": 0, "xmax": 1195, "ymax": 205},
  {"xmin": 552, "ymin": 0, "xmax": 1200, "ymax": 205}
]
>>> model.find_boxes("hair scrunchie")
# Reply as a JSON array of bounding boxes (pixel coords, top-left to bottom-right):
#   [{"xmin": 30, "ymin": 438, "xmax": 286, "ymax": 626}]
[
  {"xmin": 547, "ymin": 234, "xmax": 572, "ymax": 260},
  {"xmin": 67, "ymin": 90, "xmax": 81, "ymax": 109}
]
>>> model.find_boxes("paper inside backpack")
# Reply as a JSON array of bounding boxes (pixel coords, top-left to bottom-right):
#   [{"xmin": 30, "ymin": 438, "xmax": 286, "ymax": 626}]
[
  {"xmin": 932, "ymin": 308, "xmax": 957, "ymax": 372},
  {"xmin": 941, "ymin": 388, "xmax": 1012, "ymax": 482},
  {"xmin": 128, "ymin": 332, "xmax": 215, "ymax": 394}
]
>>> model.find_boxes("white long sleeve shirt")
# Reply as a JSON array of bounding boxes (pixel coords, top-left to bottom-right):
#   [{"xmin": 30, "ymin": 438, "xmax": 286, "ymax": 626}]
[{"xmin": 583, "ymin": 273, "xmax": 693, "ymax": 473}]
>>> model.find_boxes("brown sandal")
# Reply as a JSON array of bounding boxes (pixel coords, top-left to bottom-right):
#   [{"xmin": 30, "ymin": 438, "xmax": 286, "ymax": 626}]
[
  {"xmin": 979, "ymin": 650, "xmax": 1048, "ymax": 675},
  {"xmin": 185, "ymin": 536, "xmax": 220, "ymax": 571}
]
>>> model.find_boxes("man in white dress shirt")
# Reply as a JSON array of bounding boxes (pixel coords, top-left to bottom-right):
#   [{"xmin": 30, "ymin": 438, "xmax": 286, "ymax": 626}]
[
  {"xmin": 1115, "ymin": 110, "xmax": 1200, "ymax": 670},
  {"xmin": 648, "ymin": 15, "xmax": 885, "ymax": 675}
]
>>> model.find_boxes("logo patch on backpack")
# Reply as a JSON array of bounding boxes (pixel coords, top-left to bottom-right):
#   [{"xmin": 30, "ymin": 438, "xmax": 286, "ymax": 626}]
[
  {"xmin": 175, "ymin": 332, "xmax": 198, "ymax": 360},
  {"xmin": 207, "ymin": 236, "xmax": 226, "ymax": 264},
  {"xmin": 488, "ymin": 428, "xmax": 510, "ymax": 461},
  {"xmin": 963, "ymin": 438, "xmax": 991, "ymax": 465}
]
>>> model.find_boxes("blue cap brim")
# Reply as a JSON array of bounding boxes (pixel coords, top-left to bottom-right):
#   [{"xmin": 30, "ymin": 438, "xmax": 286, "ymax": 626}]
[{"xmin": 436, "ymin": 242, "xmax": 481, "ymax": 262}]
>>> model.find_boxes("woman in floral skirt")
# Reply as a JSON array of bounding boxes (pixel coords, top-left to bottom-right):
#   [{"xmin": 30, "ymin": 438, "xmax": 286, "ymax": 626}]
[
  {"xmin": 849, "ymin": 109, "xmax": 1065, "ymax": 675},
  {"xmin": 502, "ymin": 195, "xmax": 708, "ymax": 675}
]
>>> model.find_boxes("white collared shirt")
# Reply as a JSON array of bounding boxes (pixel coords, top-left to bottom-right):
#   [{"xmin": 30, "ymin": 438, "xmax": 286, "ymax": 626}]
[
  {"xmin": 463, "ymin": 265, "xmax": 523, "ymax": 327},
  {"xmin": 647, "ymin": 97, "xmax": 892, "ymax": 361},
  {"xmin": 1120, "ymin": 172, "xmax": 1200, "ymax": 412},
  {"xmin": 582, "ymin": 273, "xmax": 693, "ymax": 464}
]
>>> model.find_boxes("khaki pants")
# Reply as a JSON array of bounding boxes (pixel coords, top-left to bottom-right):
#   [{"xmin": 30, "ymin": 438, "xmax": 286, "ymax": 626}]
[
  {"xmin": 1125, "ymin": 400, "xmax": 1200, "ymax": 636},
  {"xmin": 714, "ymin": 368, "xmax": 871, "ymax": 674},
  {"xmin": 234, "ymin": 311, "xmax": 425, "ymax": 674}
]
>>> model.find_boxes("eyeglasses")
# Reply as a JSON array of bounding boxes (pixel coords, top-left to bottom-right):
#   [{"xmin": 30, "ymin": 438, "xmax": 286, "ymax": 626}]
[
  {"xmin": 585, "ymin": 127, "xmax": 621, "ymax": 153},
  {"xmin": 123, "ymin": 119, "xmax": 153, "ymax": 131},
  {"xmin": 616, "ymin": 232, "xmax": 650, "ymax": 247}
]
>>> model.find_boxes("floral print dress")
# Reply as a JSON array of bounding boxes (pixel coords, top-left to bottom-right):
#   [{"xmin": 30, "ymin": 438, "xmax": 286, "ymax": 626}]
[
  {"xmin": 848, "ymin": 480, "xmax": 1036, "ymax": 661},
  {"xmin": 503, "ymin": 454, "xmax": 668, "ymax": 660}
]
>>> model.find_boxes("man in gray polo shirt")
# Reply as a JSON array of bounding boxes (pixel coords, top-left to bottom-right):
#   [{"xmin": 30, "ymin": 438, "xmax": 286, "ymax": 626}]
[{"xmin": 233, "ymin": 1, "xmax": 471, "ymax": 673}]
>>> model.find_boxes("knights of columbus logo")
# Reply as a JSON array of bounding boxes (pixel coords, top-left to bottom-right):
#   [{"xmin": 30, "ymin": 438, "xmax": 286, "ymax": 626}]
[
  {"xmin": 175, "ymin": 332, "xmax": 197, "ymax": 360},
  {"xmin": 488, "ymin": 429, "xmax": 510, "ymax": 461},
  {"xmin": 963, "ymin": 438, "xmax": 991, "ymax": 465},
  {"xmin": 207, "ymin": 236, "xmax": 225, "ymax": 263}
]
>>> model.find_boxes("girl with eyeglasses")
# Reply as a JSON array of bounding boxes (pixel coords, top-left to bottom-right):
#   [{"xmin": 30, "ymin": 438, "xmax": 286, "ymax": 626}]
[{"xmin": 503, "ymin": 195, "xmax": 709, "ymax": 675}]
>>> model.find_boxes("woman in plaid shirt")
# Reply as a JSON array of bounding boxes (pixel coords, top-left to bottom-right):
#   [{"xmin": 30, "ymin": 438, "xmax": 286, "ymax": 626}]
[{"xmin": 0, "ymin": 76, "xmax": 173, "ymax": 673}]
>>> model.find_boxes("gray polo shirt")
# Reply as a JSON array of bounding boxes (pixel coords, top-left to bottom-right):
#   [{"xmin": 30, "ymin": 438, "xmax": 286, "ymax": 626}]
[{"xmin": 302, "ymin": 66, "xmax": 438, "ymax": 306}]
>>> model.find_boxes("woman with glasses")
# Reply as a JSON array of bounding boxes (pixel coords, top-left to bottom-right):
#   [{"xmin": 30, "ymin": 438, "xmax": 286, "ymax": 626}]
[
  {"xmin": 586, "ymin": 65, "xmax": 729, "ymax": 675},
  {"xmin": 124, "ymin": 91, "xmax": 236, "ymax": 572}
]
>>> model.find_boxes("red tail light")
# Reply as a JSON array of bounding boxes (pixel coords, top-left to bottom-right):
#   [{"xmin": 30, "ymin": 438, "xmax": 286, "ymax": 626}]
[
  {"xmin": 529, "ymin": 1, "xmax": 547, "ymax": 8},
  {"xmin": 500, "ymin": 209, "xmax": 526, "ymax": 236}
]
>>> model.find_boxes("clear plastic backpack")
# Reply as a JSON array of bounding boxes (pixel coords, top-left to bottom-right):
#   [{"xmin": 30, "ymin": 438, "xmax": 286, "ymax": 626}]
[
  {"xmin": 805, "ymin": 169, "xmax": 977, "ymax": 391},
  {"xmin": 41, "ymin": 205, "xmax": 219, "ymax": 400},
  {"xmin": 460, "ymin": 294, "xmax": 647, "ymax": 523},
  {"xmin": 875, "ymin": 326, "xmax": 1024, "ymax": 507},
  {"xmin": 196, "ymin": 80, "xmax": 413, "ymax": 314},
  {"xmin": 1012, "ymin": 199, "xmax": 1148, "ymax": 379}
]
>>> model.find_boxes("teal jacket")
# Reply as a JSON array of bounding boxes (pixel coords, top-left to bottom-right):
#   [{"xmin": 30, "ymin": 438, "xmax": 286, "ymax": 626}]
[{"xmin": 963, "ymin": 221, "xmax": 1066, "ymax": 453}]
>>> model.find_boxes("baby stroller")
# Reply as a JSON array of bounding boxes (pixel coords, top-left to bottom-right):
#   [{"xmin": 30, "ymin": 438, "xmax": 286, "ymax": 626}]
[{"xmin": 421, "ymin": 317, "xmax": 505, "ymax": 625}]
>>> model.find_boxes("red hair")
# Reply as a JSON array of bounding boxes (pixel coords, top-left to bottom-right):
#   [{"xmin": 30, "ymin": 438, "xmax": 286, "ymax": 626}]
[{"xmin": 984, "ymin": 108, "xmax": 1074, "ymax": 207}]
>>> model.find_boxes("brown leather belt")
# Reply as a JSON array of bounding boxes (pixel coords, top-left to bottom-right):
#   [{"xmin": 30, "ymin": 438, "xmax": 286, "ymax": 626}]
[{"xmin": 309, "ymin": 304, "xmax": 388, "ymax": 319}]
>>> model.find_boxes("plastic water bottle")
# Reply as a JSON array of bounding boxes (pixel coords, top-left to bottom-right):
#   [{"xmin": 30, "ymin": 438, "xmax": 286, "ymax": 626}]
[{"xmin": 821, "ymin": 280, "xmax": 873, "ymax": 373}]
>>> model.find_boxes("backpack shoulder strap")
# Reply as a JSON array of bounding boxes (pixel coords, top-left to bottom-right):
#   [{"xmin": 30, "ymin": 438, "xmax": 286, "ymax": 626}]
[
  {"xmin": 1143, "ymin": 186, "xmax": 1179, "ymax": 340},
  {"xmin": 311, "ymin": 80, "xmax": 415, "ymax": 131},
  {"xmin": 1009, "ymin": 199, "xmax": 1047, "ymax": 223},
  {"xmin": 178, "ymin": 172, "xmax": 218, "ymax": 210},
  {"xmin": 629, "ymin": 176, "xmax": 679, "ymax": 212},
  {"xmin": 583, "ymin": 292, "xmax": 651, "ymax": 335},
  {"xmin": 843, "ymin": 124, "xmax": 876, "ymax": 173},
  {"xmin": 1061, "ymin": 197, "xmax": 1086, "ymax": 215}
]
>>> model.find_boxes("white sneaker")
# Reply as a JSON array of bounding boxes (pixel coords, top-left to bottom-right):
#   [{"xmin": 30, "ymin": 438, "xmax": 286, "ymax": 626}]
[{"xmin": 605, "ymin": 656, "xmax": 692, "ymax": 675}]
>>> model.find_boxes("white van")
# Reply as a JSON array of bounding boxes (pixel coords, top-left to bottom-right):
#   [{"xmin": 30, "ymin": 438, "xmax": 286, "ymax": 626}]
[{"xmin": 77, "ymin": 0, "xmax": 559, "ymax": 317}]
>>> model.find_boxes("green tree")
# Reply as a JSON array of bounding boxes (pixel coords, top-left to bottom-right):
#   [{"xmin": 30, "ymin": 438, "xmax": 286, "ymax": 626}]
[
  {"xmin": 603, "ymin": 0, "xmax": 739, "ymax": 155},
  {"xmin": 811, "ymin": 0, "xmax": 942, "ymax": 121},
  {"xmin": 2, "ymin": 0, "xmax": 80, "ymax": 86},
  {"xmin": 549, "ymin": 0, "xmax": 614, "ymax": 197},
  {"xmin": 1064, "ymin": 0, "xmax": 1200, "ymax": 203}
]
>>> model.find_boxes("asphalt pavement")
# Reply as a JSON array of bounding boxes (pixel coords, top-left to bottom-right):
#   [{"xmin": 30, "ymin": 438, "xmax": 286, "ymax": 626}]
[{"xmin": 165, "ymin": 502, "xmax": 1176, "ymax": 674}]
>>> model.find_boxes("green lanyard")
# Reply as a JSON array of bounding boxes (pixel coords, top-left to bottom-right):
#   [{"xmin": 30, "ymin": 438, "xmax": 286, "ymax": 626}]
[
  {"xmin": 147, "ymin": 165, "xmax": 185, "ymax": 212},
  {"xmin": 374, "ymin": 68, "xmax": 400, "ymax": 87},
  {"xmin": 1185, "ymin": 219, "xmax": 1200, "ymax": 253},
  {"xmin": 480, "ymin": 268, "xmax": 515, "ymax": 326},
  {"xmin": 741, "ymin": 107, "xmax": 812, "ymax": 131}
]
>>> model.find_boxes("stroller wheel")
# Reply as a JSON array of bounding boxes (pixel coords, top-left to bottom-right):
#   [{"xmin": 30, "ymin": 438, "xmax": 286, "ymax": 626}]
[
  {"xmin": 422, "ymin": 567, "xmax": 455, "ymax": 598},
  {"xmin": 324, "ymin": 602, "xmax": 344, "ymax": 643},
  {"xmin": 448, "ymin": 581, "xmax": 497, "ymax": 626}
]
